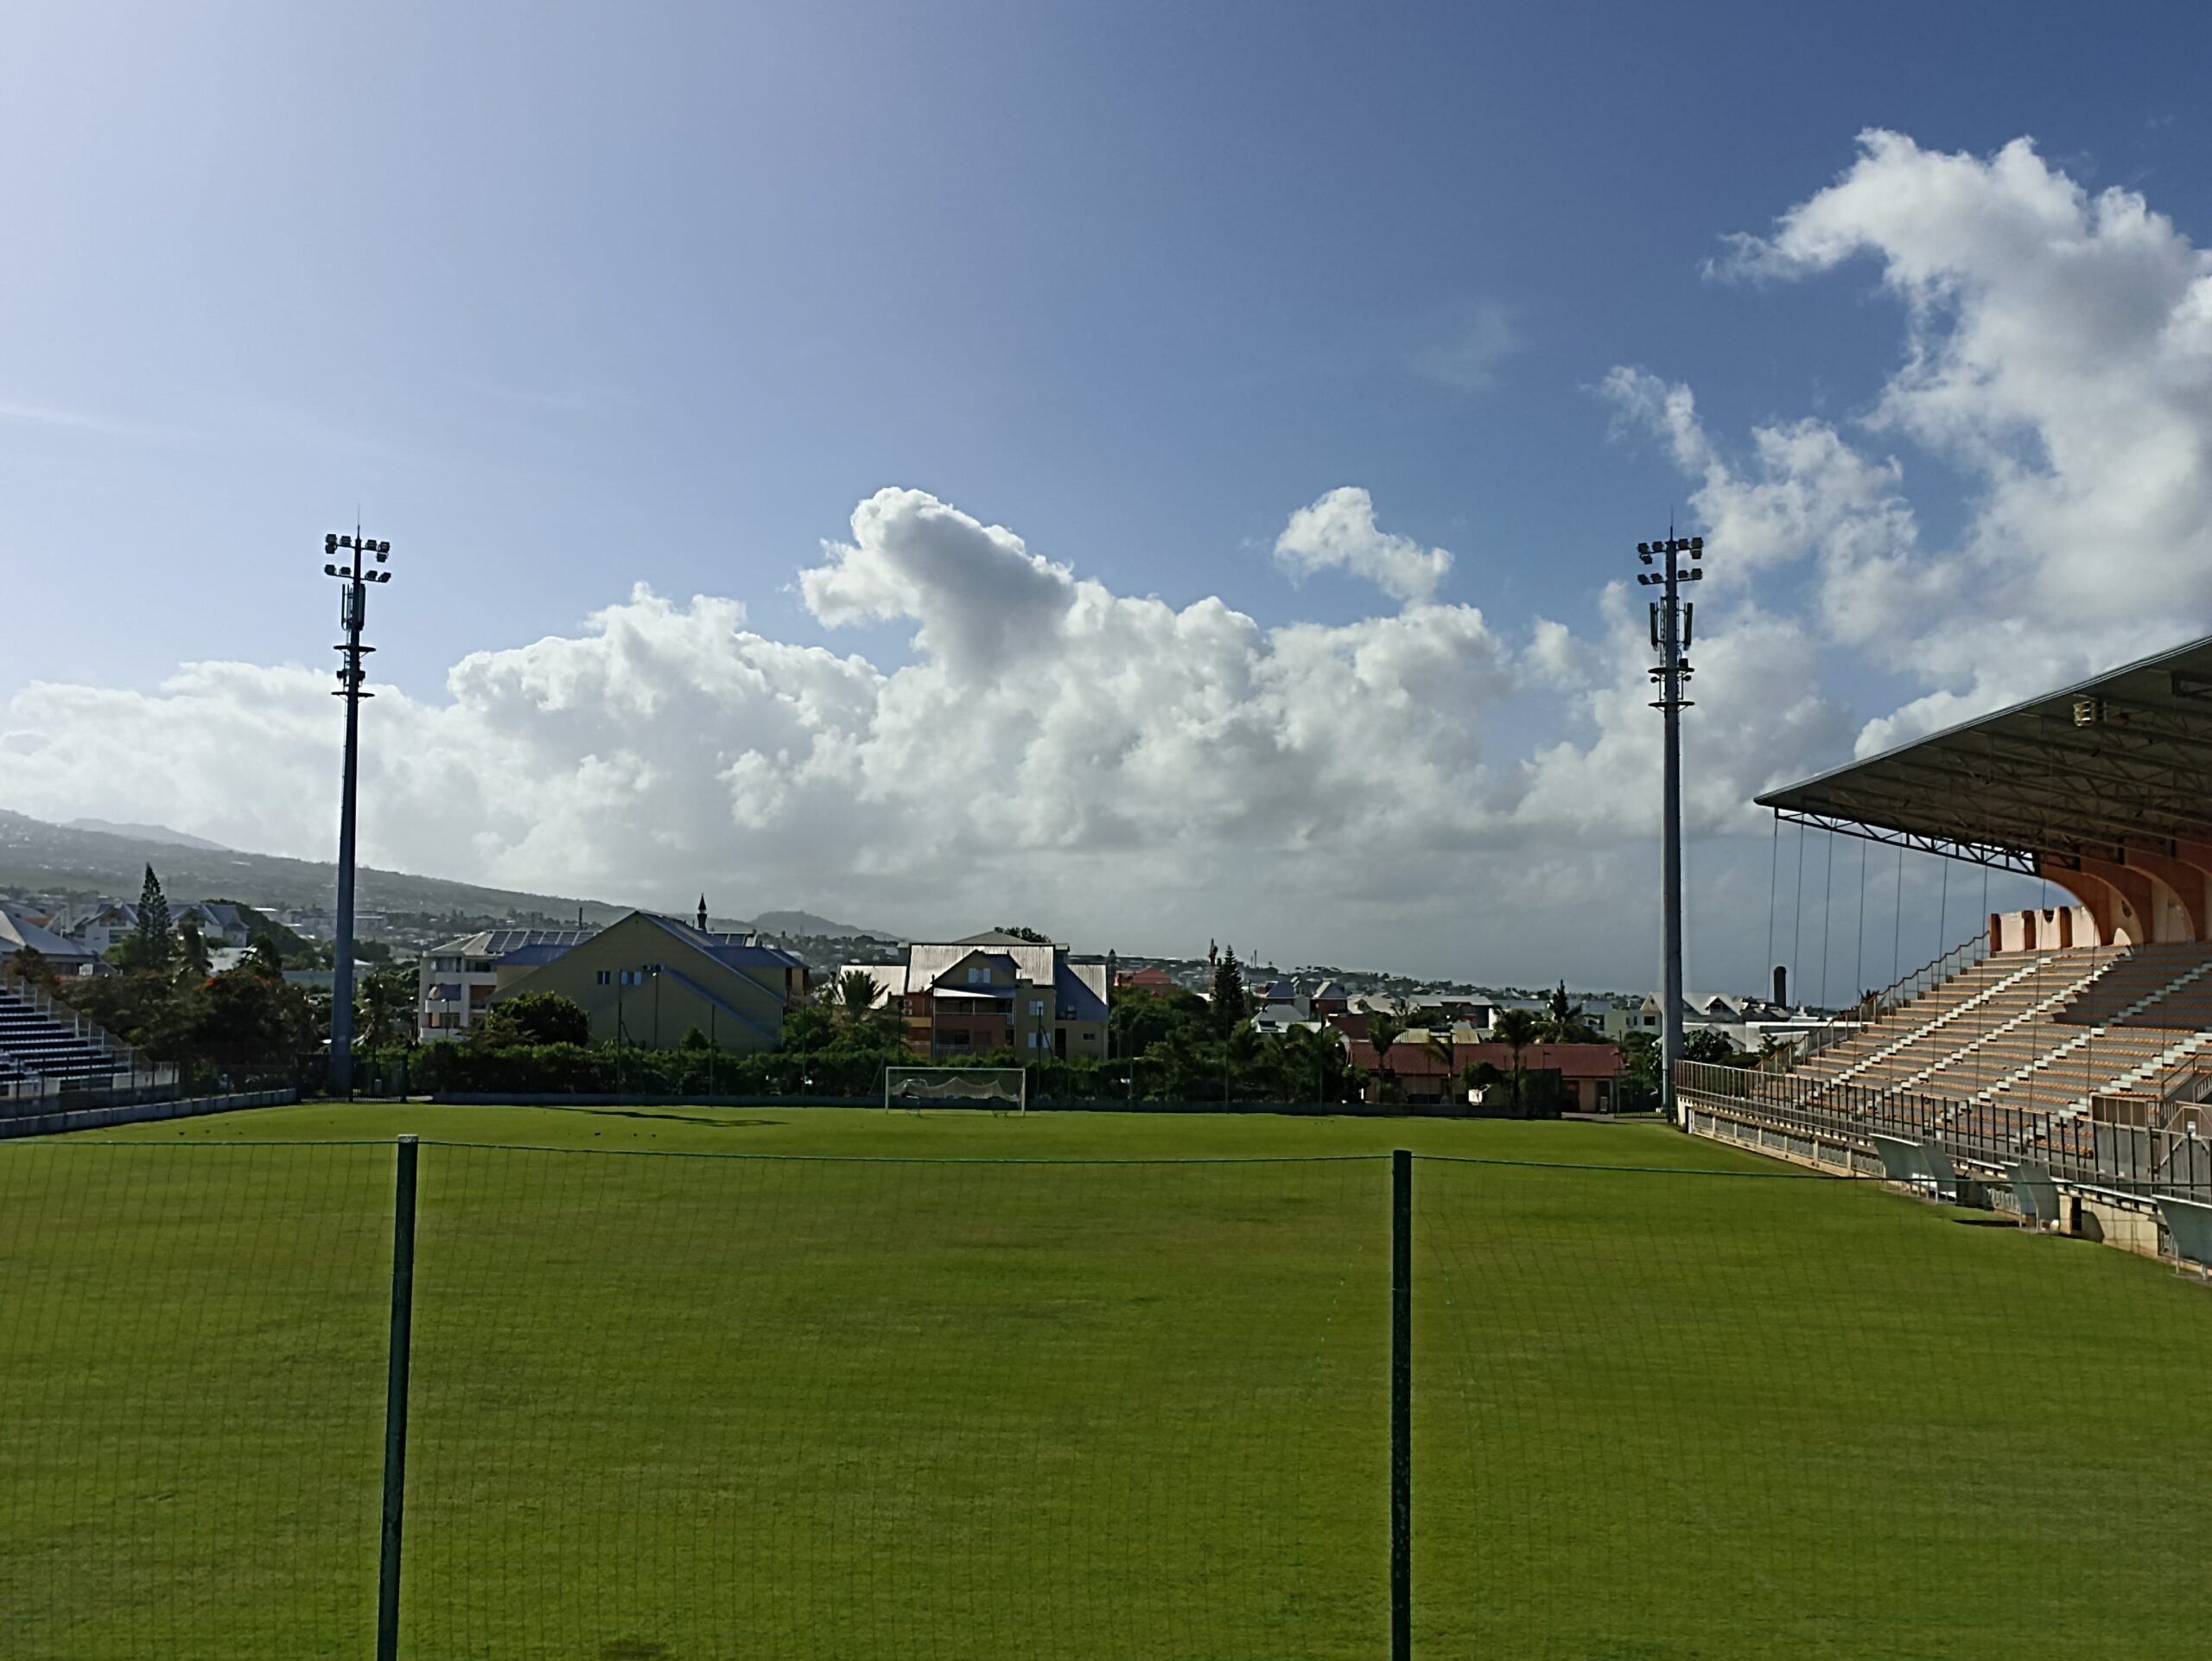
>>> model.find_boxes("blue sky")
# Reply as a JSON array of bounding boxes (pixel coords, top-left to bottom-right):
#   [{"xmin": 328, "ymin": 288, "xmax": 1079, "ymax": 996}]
[{"xmin": 6, "ymin": 3, "xmax": 2212, "ymax": 984}]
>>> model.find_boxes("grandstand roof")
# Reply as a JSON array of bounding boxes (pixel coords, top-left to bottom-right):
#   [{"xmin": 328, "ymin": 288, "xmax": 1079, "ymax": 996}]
[{"xmin": 1757, "ymin": 633, "xmax": 2212, "ymax": 874}]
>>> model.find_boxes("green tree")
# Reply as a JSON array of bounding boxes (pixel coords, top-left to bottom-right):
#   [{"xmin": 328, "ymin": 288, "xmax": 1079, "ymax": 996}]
[
  {"xmin": 135, "ymin": 866, "xmax": 175, "ymax": 972},
  {"xmin": 357, "ymin": 963, "xmax": 418, "ymax": 1047},
  {"xmin": 196, "ymin": 966, "xmax": 315, "ymax": 1059},
  {"xmin": 1280, "ymin": 1021, "xmax": 1349, "ymax": 1104},
  {"xmin": 1537, "ymin": 980, "xmax": 1599, "ymax": 1043},
  {"xmin": 1109, "ymin": 985, "xmax": 1204, "ymax": 1060},
  {"xmin": 1210, "ymin": 948, "xmax": 1249, "ymax": 1034},
  {"xmin": 995, "ymin": 925, "xmax": 1053, "ymax": 944},
  {"xmin": 8, "ymin": 943, "xmax": 56, "ymax": 991},
  {"xmin": 477, "ymin": 991, "xmax": 591, "ymax": 1048},
  {"xmin": 177, "ymin": 917, "xmax": 212, "ymax": 978},
  {"xmin": 679, "ymin": 1026, "xmax": 713, "ymax": 1052},
  {"xmin": 1614, "ymin": 1029, "xmax": 1662, "ymax": 1113},
  {"xmin": 1491, "ymin": 1007, "xmax": 1541, "ymax": 1115},
  {"xmin": 1682, "ymin": 1027, "xmax": 1738, "ymax": 1066},
  {"xmin": 1459, "ymin": 1057, "xmax": 1505, "ymax": 1101}
]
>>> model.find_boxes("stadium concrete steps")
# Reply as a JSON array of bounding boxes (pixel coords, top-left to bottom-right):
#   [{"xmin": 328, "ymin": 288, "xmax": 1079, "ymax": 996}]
[
  {"xmin": 1808, "ymin": 956, "xmax": 2054, "ymax": 1087},
  {"xmin": 1897, "ymin": 955, "xmax": 2125, "ymax": 1100},
  {"xmin": 0, "ymin": 985, "xmax": 127, "ymax": 1086},
  {"xmin": 1974, "ymin": 953, "xmax": 2212, "ymax": 1114}
]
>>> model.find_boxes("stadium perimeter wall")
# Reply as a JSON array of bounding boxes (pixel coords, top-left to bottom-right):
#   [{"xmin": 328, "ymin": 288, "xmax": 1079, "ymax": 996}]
[
  {"xmin": 0, "ymin": 1087, "xmax": 298, "ymax": 1141},
  {"xmin": 1682, "ymin": 1091, "xmax": 2171, "ymax": 1257}
]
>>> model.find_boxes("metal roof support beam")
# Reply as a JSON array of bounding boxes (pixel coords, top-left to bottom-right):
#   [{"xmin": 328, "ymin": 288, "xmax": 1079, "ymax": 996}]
[
  {"xmin": 1780, "ymin": 777, "xmax": 2128, "ymax": 864},
  {"xmin": 1771, "ymin": 810, "xmax": 2038, "ymax": 875},
  {"xmin": 1805, "ymin": 760, "xmax": 2190, "ymax": 859},
  {"xmin": 1980, "ymin": 728, "xmax": 2212, "ymax": 808}
]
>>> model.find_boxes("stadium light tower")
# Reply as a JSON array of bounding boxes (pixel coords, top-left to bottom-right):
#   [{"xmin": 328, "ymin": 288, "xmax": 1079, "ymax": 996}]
[
  {"xmin": 324, "ymin": 527, "xmax": 393, "ymax": 1098},
  {"xmin": 1637, "ymin": 531, "xmax": 1702, "ymax": 1129}
]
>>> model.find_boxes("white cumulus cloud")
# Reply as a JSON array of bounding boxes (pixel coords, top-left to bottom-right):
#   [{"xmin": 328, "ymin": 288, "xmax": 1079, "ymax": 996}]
[{"xmin": 1274, "ymin": 487, "xmax": 1454, "ymax": 605}]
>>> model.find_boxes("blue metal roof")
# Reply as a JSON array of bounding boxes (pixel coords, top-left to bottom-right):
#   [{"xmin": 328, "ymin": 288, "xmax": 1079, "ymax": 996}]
[{"xmin": 1055, "ymin": 961, "xmax": 1109, "ymax": 1021}]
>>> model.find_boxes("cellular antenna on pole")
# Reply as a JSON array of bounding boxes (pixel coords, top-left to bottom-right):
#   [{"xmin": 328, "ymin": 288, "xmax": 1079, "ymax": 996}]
[
  {"xmin": 323, "ymin": 525, "xmax": 394, "ymax": 1098},
  {"xmin": 1637, "ymin": 529, "xmax": 1703, "ymax": 1129}
]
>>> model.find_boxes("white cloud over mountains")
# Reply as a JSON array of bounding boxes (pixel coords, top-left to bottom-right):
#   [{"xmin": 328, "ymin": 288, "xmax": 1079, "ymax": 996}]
[
  {"xmin": 1, "ymin": 488, "xmax": 1584, "ymax": 966},
  {"xmin": 8, "ymin": 130, "xmax": 2212, "ymax": 982}
]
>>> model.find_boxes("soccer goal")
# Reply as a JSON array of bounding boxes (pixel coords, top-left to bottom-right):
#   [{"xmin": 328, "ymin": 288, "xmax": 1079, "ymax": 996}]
[{"xmin": 882, "ymin": 1066, "xmax": 1027, "ymax": 1116}]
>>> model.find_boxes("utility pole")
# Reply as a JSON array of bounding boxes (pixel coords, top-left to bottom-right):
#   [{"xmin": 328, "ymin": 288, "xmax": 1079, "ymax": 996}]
[
  {"xmin": 1637, "ymin": 531, "xmax": 1702, "ymax": 1129},
  {"xmin": 323, "ymin": 528, "xmax": 392, "ymax": 1099}
]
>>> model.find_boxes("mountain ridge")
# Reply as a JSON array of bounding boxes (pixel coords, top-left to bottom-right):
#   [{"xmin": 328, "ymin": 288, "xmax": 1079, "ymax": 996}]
[{"xmin": 0, "ymin": 810, "xmax": 880, "ymax": 937}]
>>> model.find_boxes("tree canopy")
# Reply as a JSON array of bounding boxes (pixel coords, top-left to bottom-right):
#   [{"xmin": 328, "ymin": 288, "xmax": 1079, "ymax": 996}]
[{"xmin": 477, "ymin": 991, "xmax": 592, "ymax": 1048}]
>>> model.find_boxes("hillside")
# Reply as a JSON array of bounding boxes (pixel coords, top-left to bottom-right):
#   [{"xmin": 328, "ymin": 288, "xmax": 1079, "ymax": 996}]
[
  {"xmin": 0, "ymin": 810, "xmax": 885, "ymax": 939},
  {"xmin": 0, "ymin": 809, "xmax": 631, "ymax": 923}
]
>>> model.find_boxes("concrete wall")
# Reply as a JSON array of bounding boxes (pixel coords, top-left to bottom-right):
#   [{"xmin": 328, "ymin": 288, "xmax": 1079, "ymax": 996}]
[{"xmin": 0, "ymin": 1087, "xmax": 296, "ymax": 1140}]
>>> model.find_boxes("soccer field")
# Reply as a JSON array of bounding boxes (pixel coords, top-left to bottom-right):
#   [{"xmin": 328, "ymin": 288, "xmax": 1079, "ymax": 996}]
[{"xmin": 4, "ymin": 1104, "xmax": 2207, "ymax": 1659}]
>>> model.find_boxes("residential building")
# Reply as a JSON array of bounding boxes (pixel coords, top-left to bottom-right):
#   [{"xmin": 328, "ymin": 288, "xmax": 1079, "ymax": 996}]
[
  {"xmin": 67, "ymin": 900, "xmax": 251, "ymax": 958},
  {"xmin": 1345, "ymin": 1034, "xmax": 1625, "ymax": 1111},
  {"xmin": 1, "ymin": 907, "xmax": 101, "ymax": 977},
  {"xmin": 417, "ymin": 927, "xmax": 600, "ymax": 1041},
  {"xmin": 492, "ymin": 910, "xmax": 810, "ymax": 1052},
  {"xmin": 842, "ymin": 930, "xmax": 1109, "ymax": 1061}
]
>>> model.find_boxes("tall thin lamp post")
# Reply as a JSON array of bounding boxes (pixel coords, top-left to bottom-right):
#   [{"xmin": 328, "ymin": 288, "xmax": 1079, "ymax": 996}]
[
  {"xmin": 323, "ymin": 528, "xmax": 392, "ymax": 1100},
  {"xmin": 1637, "ymin": 531, "xmax": 1703, "ymax": 1129}
]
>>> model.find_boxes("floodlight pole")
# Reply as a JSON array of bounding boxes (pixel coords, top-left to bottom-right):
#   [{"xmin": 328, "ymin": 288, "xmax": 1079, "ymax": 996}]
[
  {"xmin": 1638, "ymin": 532, "xmax": 1703, "ymax": 1129},
  {"xmin": 324, "ymin": 527, "xmax": 393, "ymax": 1100}
]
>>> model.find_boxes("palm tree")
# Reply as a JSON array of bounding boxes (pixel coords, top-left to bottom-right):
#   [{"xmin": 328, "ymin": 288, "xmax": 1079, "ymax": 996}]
[
  {"xmin": 1536, "ymin": 980, "xmax": 1597, "ymax": 1043},
  {"xmin": 1423, "ymin": 1028, "xmax": 1457, "ymax": 1107},
  {"xmin": 1491, "ymin": 1008, "xmax": 1541, "ymax": 1116},
  {"xmin": 1367, "ymin": 1011, "xmax": 1407, "ymax": 1104},
  {"xmin": 831, "ymin": 969, "xmax": 887, "ymax": 1024}
]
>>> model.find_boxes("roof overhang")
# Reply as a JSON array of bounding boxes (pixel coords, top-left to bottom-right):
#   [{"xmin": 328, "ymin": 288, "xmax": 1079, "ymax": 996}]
[{"xmin": 1757, "ymin": 634, "xmax": 2212, "ymax": 874}]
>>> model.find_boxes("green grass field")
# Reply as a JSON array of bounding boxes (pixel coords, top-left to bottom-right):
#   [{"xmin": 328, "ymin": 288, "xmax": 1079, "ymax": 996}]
[{"xmin": 3, "ymin": 1104, "xmax": 2209, "ymax": 1659}]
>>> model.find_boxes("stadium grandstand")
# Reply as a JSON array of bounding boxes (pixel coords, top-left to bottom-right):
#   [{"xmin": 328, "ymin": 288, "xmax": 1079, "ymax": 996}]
[
  {"xmin": 0, "ymin": 973, "xmax": 175, "ymax": 1106},
  {"xmin": 1676, "ymin": 633, "xmax": 2212, "ymax": 1256}
]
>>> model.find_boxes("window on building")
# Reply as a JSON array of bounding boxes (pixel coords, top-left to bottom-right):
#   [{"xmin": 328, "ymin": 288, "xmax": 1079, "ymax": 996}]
[
  {"xmin": 969, "ymin": 965, "xmax": 987, "ymax": 983},
  {"xmin": 596, "ymin": 971, "xmax": 611, "ymax": 985},
  {"xmin": 1029, "ymin": 1000, "xmax": 1045, "ymax": 1016}
]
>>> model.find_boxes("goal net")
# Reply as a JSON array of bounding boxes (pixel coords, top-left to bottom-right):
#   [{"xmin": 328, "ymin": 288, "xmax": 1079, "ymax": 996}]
[{"xmin": 882, "ymin": 1066, "xmax": 1027, "ymax": 1115}]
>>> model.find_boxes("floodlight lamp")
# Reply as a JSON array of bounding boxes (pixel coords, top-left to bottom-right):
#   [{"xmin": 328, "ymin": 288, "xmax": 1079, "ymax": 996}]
[
  {"xmin": 323, "ymin": 563, "xmax": 336, "ymax": 576},
  {"xmin": 1690, "ymin": 536, "xmax": 1703, "ymax": 550},
  {"xmin": 378, "ymin": 540, "xmax": 391, "ymax": 554},
  {"xmin": 325, "ymin": 533, "xmax": 339, "ymax": 552}
]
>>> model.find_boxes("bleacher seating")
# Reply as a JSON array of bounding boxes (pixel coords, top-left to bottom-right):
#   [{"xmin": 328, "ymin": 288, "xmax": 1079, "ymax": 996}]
[
  {"xmin": 0, "ymin": 983, "xmax": 130, "ymax": 1092},
  {"xmin": 1789, "ymin": 942, "xmax": 2212, "ymax": 1171}
]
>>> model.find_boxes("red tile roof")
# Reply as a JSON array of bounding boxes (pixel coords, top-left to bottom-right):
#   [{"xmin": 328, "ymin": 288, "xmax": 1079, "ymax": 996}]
[{"xmin": 1346, "ymin": 1039, "xmax": 1623, "ymax": 1079}]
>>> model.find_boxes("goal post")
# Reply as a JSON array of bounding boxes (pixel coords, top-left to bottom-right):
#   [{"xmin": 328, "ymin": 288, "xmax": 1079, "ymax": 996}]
[{"xmin": 881, "ymin": 1066, "xmax": 1028, "ymax": 1116}]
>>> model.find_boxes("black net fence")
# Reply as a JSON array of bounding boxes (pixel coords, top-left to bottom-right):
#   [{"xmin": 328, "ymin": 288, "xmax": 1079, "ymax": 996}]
[{"xmin": 4, "ymin": 1141, "xmax": 2210, "ymax": 1659}]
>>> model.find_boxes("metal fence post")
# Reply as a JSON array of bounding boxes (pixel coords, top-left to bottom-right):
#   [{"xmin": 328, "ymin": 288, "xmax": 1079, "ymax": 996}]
[
  {"xmin": 378, "ymin": 1135, "xmax": 420, "ymax": 1661},
  {"xmin": 1391, "ymin": 1148, "xmax": 1412, "ymax": 1660}
]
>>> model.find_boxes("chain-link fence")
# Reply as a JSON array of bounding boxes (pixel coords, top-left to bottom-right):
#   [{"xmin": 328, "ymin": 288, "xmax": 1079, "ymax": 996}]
[{"xmin": 4, "ymin": 1142, "xmax": 2208, "ymax": 1658}]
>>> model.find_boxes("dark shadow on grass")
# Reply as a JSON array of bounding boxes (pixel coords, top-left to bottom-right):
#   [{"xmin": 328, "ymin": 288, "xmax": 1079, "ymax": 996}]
[{"xmin": 528, "ymin": 1104, "xmax": 787, "ymax": 1130}]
